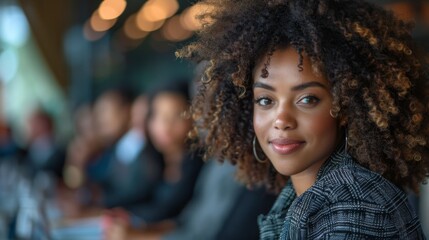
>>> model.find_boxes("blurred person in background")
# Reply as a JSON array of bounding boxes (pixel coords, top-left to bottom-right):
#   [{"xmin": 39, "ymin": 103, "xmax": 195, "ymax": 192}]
[
  {"xmin": 102, "ymin": 79, "xmax": 204, "ymax": 235},
  {"xmin": 90, "ymin": 93, "xmax": 164, "ymax": 209},
  {"xmin": 59, "ymin": 89, "xmax": 134, "ymax": 216},
  {"xmin": 83, "ymin": 89, "xmax": 134, "ymax": 207},
  {"xmin": 92, "ymin": 89, "xmax": 133, "ymax": 148},
  {"xmin": 24, "ymin": 107, "xmax": 66, "ymax": 178}
]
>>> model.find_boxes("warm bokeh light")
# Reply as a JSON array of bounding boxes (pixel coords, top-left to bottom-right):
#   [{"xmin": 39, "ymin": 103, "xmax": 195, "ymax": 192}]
[
  {"xmin": 136, "ymin": 12, "xmax": 165, "ymax": 32},
  {"xmin": 98, "ymin": 0, "xmax": 127, "ymax": 20},
  {"xmin": 123, "ymin": 14, "xmax": 149, "ymax": 40},
  {"xmin": 90, "ymin": 10, "xmax": 117, "ymax": 32},
  {"xmin": 162, "ymin": 15, "xmax": 193, "ymax": 42},
  {"xmin": 180, "ymin": 3, "xmax": 214, "ymax": 31},
  {"xmin": 83, "ymin": 20, "xmax": 106, "ymax": 41},
  {"xmin": 140, "ymin": 0, "xmax": 179, "ymax": 22}
]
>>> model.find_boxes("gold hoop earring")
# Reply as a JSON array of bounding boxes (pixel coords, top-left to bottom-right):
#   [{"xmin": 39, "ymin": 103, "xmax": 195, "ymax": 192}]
[
  {"xmin": 253, "ymin": 136, "xmax": 267, "ymax": 163},
  {"xmin": 329, "ymin": 109, "xmax": 337, "ymax": 118}
]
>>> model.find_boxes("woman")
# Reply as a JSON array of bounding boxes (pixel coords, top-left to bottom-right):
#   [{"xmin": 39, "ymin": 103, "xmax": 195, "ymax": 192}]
[
  {"xmin": 129, "ymin": 80, "xmax": 203, "ymax": 223},
  {"xmin": 178, "ymin": 0, "xmax": 428, "ymax": 238}
]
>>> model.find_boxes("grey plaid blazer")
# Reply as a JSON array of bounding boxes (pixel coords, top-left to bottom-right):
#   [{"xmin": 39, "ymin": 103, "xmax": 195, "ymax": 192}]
[{"xmin": 258, "ymin": 146, "xmax": 426, "ymax": 239}]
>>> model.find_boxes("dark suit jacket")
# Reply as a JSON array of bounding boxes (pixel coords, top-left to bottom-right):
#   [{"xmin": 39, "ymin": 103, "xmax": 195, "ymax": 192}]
[
  {"xmin": 87, "ymin": 143, "xmax": 164, "ymax": 208},
  {"xmin": 127, "ymin": 151, "xmax": 204, "ymax": 224}
]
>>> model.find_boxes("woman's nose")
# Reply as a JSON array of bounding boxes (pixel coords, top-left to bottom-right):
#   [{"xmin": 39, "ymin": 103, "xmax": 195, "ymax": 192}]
[{"xmin": 274, "ymin": 108, "xmax": 297, "ymax": 130}]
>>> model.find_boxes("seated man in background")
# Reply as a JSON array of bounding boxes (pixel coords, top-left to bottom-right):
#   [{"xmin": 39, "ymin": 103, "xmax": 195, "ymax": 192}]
[
  {"xmin": 60, "ymin": 89, "xmax": 137, "ymax": 215},
  {"xmin": 122, "ymin": 79, "xmax": 204, "ymax": 223},
  {"xmin": 89, "ymin": 94, "xmax": 164, "ymax": 209}
]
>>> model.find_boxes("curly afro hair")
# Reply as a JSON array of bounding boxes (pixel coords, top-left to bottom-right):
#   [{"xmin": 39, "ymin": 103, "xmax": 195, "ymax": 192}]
[{"xmin": 177, "ymin": 0, "xmax": 429, "ymax": 193}]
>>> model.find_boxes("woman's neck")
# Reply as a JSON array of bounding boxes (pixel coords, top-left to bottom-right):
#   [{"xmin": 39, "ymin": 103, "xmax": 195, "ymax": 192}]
[
  {"xmin": 290, "ymin": 157, "xmax": 327, "ymax": 196},
  {"xmin": 290, "ymin": 174, "xmax": 318, "ymax": 197}
]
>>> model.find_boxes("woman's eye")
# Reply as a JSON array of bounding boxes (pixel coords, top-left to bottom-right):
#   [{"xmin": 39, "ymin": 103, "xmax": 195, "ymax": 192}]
[
  {"xmin": 255, "ymin": 97, "xmax": 272, "ymax": 106},
  {"xmin": 298, "ymin": 95, "xmax": 320, "ymax": 105}
]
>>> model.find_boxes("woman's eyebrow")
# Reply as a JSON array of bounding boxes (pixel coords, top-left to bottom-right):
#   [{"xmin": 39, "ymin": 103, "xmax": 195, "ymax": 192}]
[
  {"xmin": 253, "ymin": 82, "xmax": 275, "ymax": 91},
  {"xmin": 291, "ymin": 81, "xmax": 327, "ymax": 91},
  {"xmin": 253, "ymin": 81, "xmax": 327, "ymax": 91}
]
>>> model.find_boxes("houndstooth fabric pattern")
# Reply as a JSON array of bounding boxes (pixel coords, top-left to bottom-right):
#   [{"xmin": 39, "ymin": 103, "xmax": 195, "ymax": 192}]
[{"xmin": 258, "ymin": 146, "xmax": 426, "ymax": 239}]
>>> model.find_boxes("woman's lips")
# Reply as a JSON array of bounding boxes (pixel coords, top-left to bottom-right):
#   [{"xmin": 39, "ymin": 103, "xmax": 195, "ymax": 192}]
[{"xmin": 269, "ymin": 138, "xmax": 305, "ymax": 155}]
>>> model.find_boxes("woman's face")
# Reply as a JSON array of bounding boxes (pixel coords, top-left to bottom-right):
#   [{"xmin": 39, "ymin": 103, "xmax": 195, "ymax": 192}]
[
  {"xmin": 253, "ymin": 47, "xmax": 340, "ymax": 179},
  {"xmin": 148, "ymin": 93, "xmax": 191, "ymax": 154}
]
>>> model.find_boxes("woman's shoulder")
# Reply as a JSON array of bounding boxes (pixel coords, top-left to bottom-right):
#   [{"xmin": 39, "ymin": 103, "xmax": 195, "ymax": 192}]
[
  {"xmin": 287, "ymin": 160, "xmax": 424, "ymax": 239},
  {"xmin": 310, "ymin": 159, "xmax": 406, "ymax": 206}
]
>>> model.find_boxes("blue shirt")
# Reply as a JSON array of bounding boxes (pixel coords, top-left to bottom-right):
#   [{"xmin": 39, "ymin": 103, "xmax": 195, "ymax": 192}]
[{"xmin": 258, "ymin": 146, "xmax": 426, "ymax": 239}]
